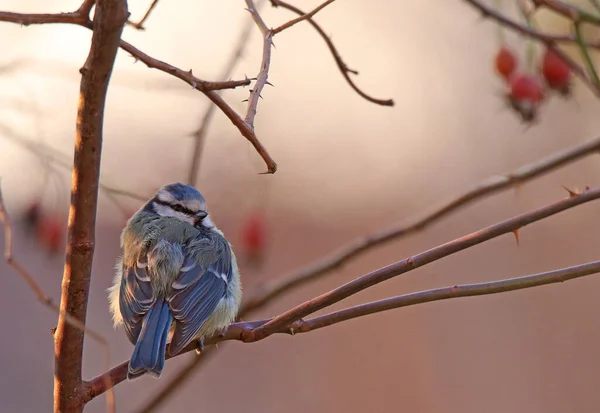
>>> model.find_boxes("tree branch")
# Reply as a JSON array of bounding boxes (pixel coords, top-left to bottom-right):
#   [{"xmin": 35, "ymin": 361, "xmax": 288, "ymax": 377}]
[
  {"xmin": 300, "ymin": 260, "xmax": 600, "ymax": 332},
  {"xmin": 85, "ymin": 184, "xmax": 600, "ymax": 398},
  {"xmin": 244, "ymin": 0, "xmax": 272, "ymax": 131},
  {"xmin": 270, "ymin": 0, "xmax": 394, "ymax": 106},
  {"xmin": 127, "ymin": 0, "xmax": 159, "ymax": 30},
  {"xmin": 272, "ymin": 0, "xmax": 337, "ymax": 34},
  {"xmin": 54, "ymin": 1, "xmax": 127, "ymax": 412},
  {"xmin": 249, "ymin": 186, "xmax": 600, "ymax": 339}
]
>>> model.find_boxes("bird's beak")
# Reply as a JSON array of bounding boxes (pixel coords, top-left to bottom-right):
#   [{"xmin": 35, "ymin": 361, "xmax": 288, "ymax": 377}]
[{"xmin": 196, "ymin": 211, "xmax": 208, "ymax": 219}]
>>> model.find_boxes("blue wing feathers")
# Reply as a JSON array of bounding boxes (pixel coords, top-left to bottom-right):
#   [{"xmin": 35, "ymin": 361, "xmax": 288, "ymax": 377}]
[
  {"xmin": 167, "ymin": 250, "xmax": 231, "ymax": 356},
  {"xmin": 120, "ymin": 235, "xmax": 233, "ymax": 377},
  {"xmin": 128, "ymin": 300, "xmax": 173, "ymax": 379},
  {"xmin": 120, "ymin": 265, "xmax": 155, "ymax": 344}
]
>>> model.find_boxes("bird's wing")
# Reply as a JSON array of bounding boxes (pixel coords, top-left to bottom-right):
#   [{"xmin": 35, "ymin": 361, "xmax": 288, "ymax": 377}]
[
  {"xmin": 119, "ymin": 259, "xmax": 156, "ymax": 344},
  {"xmin": 167, "ymin": 241, "xmax": 231, "ymax": 356}
]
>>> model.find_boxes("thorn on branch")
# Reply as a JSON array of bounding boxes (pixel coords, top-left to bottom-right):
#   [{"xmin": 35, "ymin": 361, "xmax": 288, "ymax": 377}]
[
  {"xmin": 512, "ymin": 229, "xmax": 520, "ymax": 246},
  {"xmin": 562, "ymin": 185, "xmax": 579, "ymax": 197}
]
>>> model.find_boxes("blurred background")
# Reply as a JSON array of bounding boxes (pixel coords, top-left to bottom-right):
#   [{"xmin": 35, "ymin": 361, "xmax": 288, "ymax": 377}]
[{"xmin": 1, "ymin": 0, "xmax": 600, "ymax": 412}]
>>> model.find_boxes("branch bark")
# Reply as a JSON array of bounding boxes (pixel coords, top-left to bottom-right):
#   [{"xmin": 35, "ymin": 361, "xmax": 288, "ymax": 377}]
[{"xmin": 53, "ymin": 1, "xmax": 127, "ymax": 412}]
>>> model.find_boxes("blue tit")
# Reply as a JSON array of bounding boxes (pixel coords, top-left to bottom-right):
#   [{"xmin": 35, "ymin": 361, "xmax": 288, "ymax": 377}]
[{"xmin": 108, "ymin": 183, "xmax": 242, "ymax": 379}]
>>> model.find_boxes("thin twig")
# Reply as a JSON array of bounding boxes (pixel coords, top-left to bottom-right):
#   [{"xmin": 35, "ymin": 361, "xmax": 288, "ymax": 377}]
[
  {"xmin": 127, "ymin": 0, "xmax": 159, "ymax": 30},
  {"xmin": 272, "ymin": 0, "xmax": 337, "ymax": 34},
  {"xmin": 54, "ymin": 1, "xmax": 127, "ymax": 412},
  {"xmin": 0, "ymin": 121, "xmax": 146, "ymax": 215},
  {"xmin": 0, "ymin": 182, "xmax": 115, "ymax": 413},
  {"xmin": 270, "ymin": 0, "xmax": 394, "ymax": 106},
  {"xmin": 85, "ymin": 185, "xmax": 600, "ymax": 396},
  {"xmin": 187, "ymin": 3, "xmax": 260, "ymax": 186}
]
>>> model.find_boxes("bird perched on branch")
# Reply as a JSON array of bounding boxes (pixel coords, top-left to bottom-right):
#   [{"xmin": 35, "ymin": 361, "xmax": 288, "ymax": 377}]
[{"xmin": 108, "ymin": 183, "xmax": 242, "ymax": 379}]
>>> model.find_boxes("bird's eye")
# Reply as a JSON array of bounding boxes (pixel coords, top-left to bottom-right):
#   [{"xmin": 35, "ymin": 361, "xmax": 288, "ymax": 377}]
[{"xmin": 171, "ymin": 204, "xmax": 187, "ymax": 213}]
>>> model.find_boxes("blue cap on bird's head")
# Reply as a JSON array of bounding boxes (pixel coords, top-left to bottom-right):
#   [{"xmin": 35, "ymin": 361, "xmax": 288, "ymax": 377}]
[{"xmin": 158, "ymin": 183, "xmax": 205, "ymax": 203}]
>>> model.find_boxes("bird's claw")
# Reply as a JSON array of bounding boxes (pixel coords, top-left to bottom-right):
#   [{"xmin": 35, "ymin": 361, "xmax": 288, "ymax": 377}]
[{"xmin": 195, "ymin": 337, "xmax": 205, "ymax": 355}]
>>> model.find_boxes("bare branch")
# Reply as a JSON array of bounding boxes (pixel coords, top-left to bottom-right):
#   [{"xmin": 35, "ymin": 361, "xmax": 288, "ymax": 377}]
[
  {"xmin": 127, "ymin": 0, "xmax": 159, "ymax": 30},
  {"xmin": 301, "ymin": 260, "xmax": 600, "ymax": 331},
  {"xmin": 270, "ymin": 0, "xmax": 394, "ymax": 106},
  {"xmin": 244, "ymin": 0, "xmax": 272, "ymax": 131},
  {"xmin": 249, "ymin": 186, "xmax": 600, "ymax": 339},
  {"xmin": 0, "ymin": 182, "xmax": 115, "ymax": 413},
  {"xmin": 85, "ymin": 185, "xmax": 600, "ymax": 396},
  {"xmin": 241, "ymin": 135, "xmax": 600, "ymax": 313},
  {"xmin": 0, "ymin": 10, "xmax": 89, "ymax": 26},
  {"xmin": 53, "ymin": 1, "xmax": 127, "ymax": 412},
  {"xmin": 117, "ymin": 39, "xmax": 252, "ymax": 92},
  {"xmin": 272, "ymin": 0, "xmax": 337, "ymax": 34}
]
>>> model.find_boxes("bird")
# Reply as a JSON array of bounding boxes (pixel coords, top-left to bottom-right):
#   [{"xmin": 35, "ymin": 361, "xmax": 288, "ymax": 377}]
[{"xmin": 108, "ymin": 183, "xmax": 242, "ymax": 379}]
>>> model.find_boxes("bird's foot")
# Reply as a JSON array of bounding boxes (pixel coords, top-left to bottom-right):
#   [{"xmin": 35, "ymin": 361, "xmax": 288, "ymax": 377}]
[{"xmin": 195, "ymin": 336, "xmax": 205, "ymax": 355}]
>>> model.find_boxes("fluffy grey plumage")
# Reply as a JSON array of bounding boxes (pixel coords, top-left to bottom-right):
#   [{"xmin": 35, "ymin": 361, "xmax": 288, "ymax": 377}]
[{"xmin": 108, "ymin": 183, "xmax": 242, "ymax": 379}]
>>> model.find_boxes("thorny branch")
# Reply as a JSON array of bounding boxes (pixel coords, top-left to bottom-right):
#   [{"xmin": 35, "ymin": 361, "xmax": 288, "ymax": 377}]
[
  {"xmin": 0, "ymin": 182, "xmax": 115, "ymax": 413},
  {"xmin": 86, "ymin": 185, "xmax": 600, "ymax": 398},
  {"xmin": 272, "ymin": 0, "xmax": 337, "ymax": 34},
  {"xmin": 270, "ymin": 0, "xmax": 395, "ymax": 106},
  {"xmin": 242, "ymin": 0, "xmax": 338, "ymax": 133},
  {"xmin": 244, "ymin": 0, "xmax": 273, "ymax": 131}
]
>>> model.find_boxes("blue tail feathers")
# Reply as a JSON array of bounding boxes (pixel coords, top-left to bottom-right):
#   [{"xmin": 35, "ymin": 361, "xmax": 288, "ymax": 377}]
[{"xmin": 128, "ymin": 300, "xmax": 173, "ymax": 380}]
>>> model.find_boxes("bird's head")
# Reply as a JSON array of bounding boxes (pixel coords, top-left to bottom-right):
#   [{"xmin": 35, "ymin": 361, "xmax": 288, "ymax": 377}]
[{"xmin": 147, "ymin": 183, "xmax": 214, "ymax": 229}]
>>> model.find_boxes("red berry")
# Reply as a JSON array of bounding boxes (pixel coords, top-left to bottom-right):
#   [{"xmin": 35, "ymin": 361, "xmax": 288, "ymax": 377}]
[
  {"xmin": 37, "ymin": 217, "xmax": 63, "ymax": 255},
  {"xmin": 541, "ymin": 48, "xmax": 571, "ymax": 95},
  {"xmin": 495, "ymin": 46, "xmax": 517, "ymax": 80},
  {"xmin": 509, "ymin": 74, "xmax": 544, "ymax": 103},
  {"xmin": 506, "ymin": 73, "xmax": 545, "ymax": 123},
  {"xmin": 242, "ymin": 212, "xmax": 267, "ymax": 254}
]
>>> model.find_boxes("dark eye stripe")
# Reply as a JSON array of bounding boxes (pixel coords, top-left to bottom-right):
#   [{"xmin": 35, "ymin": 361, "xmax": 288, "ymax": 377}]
[{"xmin": 155, "ymin": 199, "xmax": 195, "ymax": 215}]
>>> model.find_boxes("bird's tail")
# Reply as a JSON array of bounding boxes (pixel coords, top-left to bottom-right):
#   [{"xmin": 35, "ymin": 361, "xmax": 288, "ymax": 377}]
[{"xmin": 128, "ymin": 300, "xmax": 173, "ymax": 380}]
